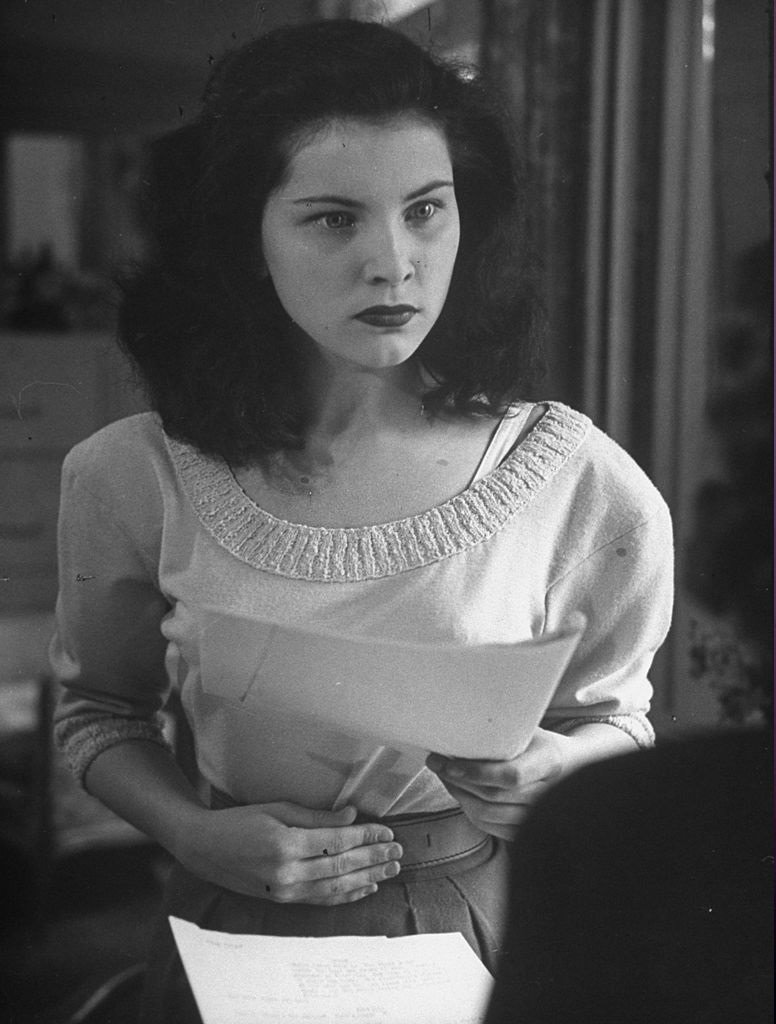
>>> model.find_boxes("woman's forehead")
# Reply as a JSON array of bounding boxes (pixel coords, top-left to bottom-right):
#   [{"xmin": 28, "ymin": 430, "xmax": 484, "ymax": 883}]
[{"xmin": 276, "ymin": 115, "xmax": 454, "ymax": 198}]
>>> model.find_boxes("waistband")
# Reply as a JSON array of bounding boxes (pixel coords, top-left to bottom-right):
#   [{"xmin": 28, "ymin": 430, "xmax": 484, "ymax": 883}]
[
  {"xmin": 361, "ymin": 808, "xmax": 490, "ymax": 875},
  {"xmin": 209, "ymin": 787, "xmax": 491, "ymax": 878}
]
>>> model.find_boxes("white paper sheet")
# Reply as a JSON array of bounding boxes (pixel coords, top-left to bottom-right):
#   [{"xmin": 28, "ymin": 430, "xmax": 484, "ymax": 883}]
[
  {"xmin": 199, "ymin": 612, "xmax": 585, "ymax": 760},
  {"xmin": 170, "ymin": 916, "xmax": 494, "ymax": 1024}
]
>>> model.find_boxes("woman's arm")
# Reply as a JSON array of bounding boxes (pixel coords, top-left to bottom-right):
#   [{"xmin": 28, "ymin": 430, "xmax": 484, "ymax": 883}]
[
  {"xmin": 52, "ymin": 437, "xmax": 402, "ymax": 902},
  {"xmin": 84, "ymin": 740, "xmax": 403, "ymax": 904},
  {"xmin": 427, "ymin": 723, "xmax": 636, "ymax": 841},
  {"xmin": 428, "ymin": 504, "xmax": 674, "ymax": 841}
]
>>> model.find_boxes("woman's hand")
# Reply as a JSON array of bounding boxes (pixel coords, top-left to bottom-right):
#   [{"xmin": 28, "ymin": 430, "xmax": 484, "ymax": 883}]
[
  {"xmin": 82, "ymin": 742, "xmax": 403, "ymax": 907},
  {"xmin": 176, "ymin": 801, "xmax": 404, "ymax": 905},
  {"xmin": 426, "ymin": 724, "xmax": 636, "ymax": 841}
]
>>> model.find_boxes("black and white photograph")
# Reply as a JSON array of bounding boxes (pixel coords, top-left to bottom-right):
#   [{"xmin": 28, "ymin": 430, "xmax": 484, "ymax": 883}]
[{"xmin": 0, "ymin": 2, "xmax": 772, "ymax": 1022}]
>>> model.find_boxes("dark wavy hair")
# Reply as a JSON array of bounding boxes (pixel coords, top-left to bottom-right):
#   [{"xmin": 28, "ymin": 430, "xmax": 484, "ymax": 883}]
[{"xmin": 119, "ymin": 18, "xmax": 545, "ymax": 464}]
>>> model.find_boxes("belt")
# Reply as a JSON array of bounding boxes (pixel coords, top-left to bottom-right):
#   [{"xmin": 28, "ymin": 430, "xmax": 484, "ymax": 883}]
[
  {"xmin": 209, "ymin": 787, "xmax": 490, "ymax": 877},
  {"xmin": 362, "ymin": 808, "xmax": 490, "ymax": 874}
]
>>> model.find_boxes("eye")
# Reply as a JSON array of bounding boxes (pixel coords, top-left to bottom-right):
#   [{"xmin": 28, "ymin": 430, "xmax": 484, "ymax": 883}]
[
  {"xmin": 406, "ymin": 200, "xmax": 441, "ymax": 222},
  {"xmin": 316, "ymin": 211, "xmax": 356, "ymax": 230}
]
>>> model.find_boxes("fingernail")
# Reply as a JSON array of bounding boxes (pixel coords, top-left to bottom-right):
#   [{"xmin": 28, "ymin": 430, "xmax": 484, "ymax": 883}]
[
  {"xmin": 383, "ymin": 861, "xmax": 400, "ymax": 878},
  {"xmin": 386, "ymin": 843, "xmax": 403, "ymax": 860},
  {"xmin": 376, "ymin": 828, "xmax": 394, "ymax": 843}
]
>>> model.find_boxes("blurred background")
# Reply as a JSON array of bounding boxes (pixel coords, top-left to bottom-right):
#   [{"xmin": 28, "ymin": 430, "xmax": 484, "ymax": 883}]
[{"xmin": 0, "ymin": 1, "xmax": 771, "ymax": 1020}]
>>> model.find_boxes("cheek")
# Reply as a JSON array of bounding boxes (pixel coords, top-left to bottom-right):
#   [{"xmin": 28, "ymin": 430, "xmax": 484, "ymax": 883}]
[
  {"xmin": 258, "ymin": 224, "xmax": 278, "ymax": 277},
  {"xmin": 259, "ymin": 215, "xmax": 299, "ymax": 280},
  {"xmin": 429, "ymin": 223, "xmax": 460, "ymax": 283},
  {"xmin": 261, "ymin": 237, "xmax": 305, "ymax": 295},
  {"xmin": 448, "ymin": 216, "xmax": 462, "ymax": 259},
  {"xmin": 264, "ymin": 253, "xmax": 341, "ymax": 330},
  {"xmin": 435, "ymin": 213, "xmax": 460, "ymax": 258}
]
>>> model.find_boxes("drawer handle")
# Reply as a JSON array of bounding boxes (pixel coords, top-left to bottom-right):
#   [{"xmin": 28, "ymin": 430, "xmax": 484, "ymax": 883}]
[
  {"xmin": 0, "ymin": 402, "xmax": 43, "ymax": 420},
  {"xmin": 0, "ymin": 523, "xmax": 45, "ymax": 540}
]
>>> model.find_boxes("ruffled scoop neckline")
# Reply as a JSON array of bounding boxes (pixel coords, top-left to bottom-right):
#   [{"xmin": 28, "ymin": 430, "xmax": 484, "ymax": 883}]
[{"xmin": 164, "ymin": 402, "xmax": 589, "ymax": 582}]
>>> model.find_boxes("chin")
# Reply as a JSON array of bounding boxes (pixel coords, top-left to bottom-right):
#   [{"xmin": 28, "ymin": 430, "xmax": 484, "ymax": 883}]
[
  {"xmin": 318, "ymin": 333, "xmax": 423, "ymax": 371},
  {"xmin": 360, "ymin": 343, "xmax": 424, "ymax": 370},
  {"xmin": 370, "ymin": 329, "xmax": 430, "ymax": 364}
]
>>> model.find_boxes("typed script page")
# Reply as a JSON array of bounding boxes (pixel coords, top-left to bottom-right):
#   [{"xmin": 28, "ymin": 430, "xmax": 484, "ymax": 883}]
[{"xmin": 170, "ymin": 916, "xmax": 494, "ymax": 1024}]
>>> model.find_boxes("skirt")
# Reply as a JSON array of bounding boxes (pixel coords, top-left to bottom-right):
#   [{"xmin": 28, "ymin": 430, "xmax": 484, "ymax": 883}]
[{"xmin": 138, "ymin": 814, "xmax": 511, "ymax": 1024}]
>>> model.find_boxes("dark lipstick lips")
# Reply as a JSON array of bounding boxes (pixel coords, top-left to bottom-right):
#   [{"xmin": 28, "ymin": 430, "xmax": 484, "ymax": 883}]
[{"xmin": 354, "ymin": 305, "xmax": 418, "ymax": 327}]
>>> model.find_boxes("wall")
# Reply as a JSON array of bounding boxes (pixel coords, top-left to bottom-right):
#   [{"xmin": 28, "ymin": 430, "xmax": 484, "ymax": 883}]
[{"xmin": 0, "ymin": 611, "xmax": 55, "ymax": 683}]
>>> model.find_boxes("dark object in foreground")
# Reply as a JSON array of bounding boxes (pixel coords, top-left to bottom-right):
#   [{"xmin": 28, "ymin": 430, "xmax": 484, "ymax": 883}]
[{"xmin": 487, "ymin": 729, "xmax": 773, "ymax": 1024}]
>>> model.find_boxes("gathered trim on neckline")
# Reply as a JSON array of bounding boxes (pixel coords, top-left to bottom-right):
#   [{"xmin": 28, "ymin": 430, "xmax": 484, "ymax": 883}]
[{"xmin": 165, "ymin": 402, "xmax": 589, "ymax": 582}]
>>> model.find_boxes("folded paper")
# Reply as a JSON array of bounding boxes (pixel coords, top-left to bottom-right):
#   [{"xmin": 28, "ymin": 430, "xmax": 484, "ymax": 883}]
[{"xmin": 199, "ymin": 611, "xmax": 585, "ymax": 760}]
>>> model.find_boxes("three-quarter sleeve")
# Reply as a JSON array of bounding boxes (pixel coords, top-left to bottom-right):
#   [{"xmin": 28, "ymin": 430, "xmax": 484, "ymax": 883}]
[
  {"xmin": 541, "ymin": 500, "xmax": 674, "ymax": 747},
  {"xmin": 51, "ymin": 444, "xmax": 173, "ymax": 784}
]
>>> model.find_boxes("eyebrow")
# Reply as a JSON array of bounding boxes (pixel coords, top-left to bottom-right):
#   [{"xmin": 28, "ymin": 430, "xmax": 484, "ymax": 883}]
[{"xmin": 291, "ymin": 179, "xmax": 455, "ymax": 207}]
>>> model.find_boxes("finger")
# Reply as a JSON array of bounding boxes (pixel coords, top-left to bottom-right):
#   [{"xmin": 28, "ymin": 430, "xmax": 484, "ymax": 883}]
[
  {"xmin": 271, "ymin": 857, "xmax": 402, "ymax": 906},
  {"xmin": 454, "ymin": 802, "xmax": 529, "ymax": 842},
  {"xmin": 464, "ymin": 800, "xmax": 526, "ymax": 827},
  {"xmin": 427, "ymin": 754, "xmax": 552, "ymax": 791},
  {"xmin": 442, "ymin": 776, "xmax": 549, "ymax": 805},
  {"xmin": 287, "ymin": 820, "xmax": 397, "ymax": 861},
  {"xmin": 293, "ymin": 841, "xmax": 404, "ymax": 884},
  {"xmin": 442, "ymin": 782, "xmax": 525, "ymax": 821},
  {"xmin": 434, "ymin": 774, "xmax": 521, "ymax": 803},
  {"xmin": 482, "ymin": 821, "xmax": 525, "ymax": 842},
  {"xmin": 302, "ymin": 884, "xmax": 379, "ymax": 907},
  {"xmin": 305, "ymin": 858, "xmax": 403, "ymax": 905},
  {"xmin": 444, "ymin": 788, "xmax": 531, "ymax": 841},
  {"xmin": 443, "ymin": 777, "xmax": 546, "ymax": 811},
  {"xmin": 318, "ymin": 883, "xmax": 380, "ymax": 906},
  {"xmin": 265, "ymin": 801, "xmax": 360, "ymax": 829},
  {"xmin": 263, "ymin": 803, "xmax": 395, "ymax": 856}
]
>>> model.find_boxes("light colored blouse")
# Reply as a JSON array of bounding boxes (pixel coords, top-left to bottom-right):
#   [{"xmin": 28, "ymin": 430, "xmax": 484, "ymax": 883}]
[{"xmin": 51, "ymin": 403, "xmax": 673, "ymax": 817}]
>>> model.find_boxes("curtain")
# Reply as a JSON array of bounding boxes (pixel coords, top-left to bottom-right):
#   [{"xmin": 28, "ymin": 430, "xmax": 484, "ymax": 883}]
[{"xmin": 482, "ymin": 0, "xmax": 717, "ymax": 730}]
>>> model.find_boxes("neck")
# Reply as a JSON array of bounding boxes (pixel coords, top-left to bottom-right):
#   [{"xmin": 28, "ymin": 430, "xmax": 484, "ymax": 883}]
[
  {"xmin": 302, "ymin": 351, "xmax": 424, "ymax": 442},
  {"xmin": 254, "ymin": 351, "xmax": 425, "ymax": 497}
]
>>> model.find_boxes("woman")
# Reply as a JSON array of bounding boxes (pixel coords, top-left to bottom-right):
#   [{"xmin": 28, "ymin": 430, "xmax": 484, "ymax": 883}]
[{"xmin": 51, "ymin": 18, "xmax": 673, "ymax": 1020}]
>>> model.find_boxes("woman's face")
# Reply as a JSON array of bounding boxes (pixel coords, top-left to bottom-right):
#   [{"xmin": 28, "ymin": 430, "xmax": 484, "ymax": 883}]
[{"xmin": 260, "ymin": 115, "xmax": 460, "ymax": 371}]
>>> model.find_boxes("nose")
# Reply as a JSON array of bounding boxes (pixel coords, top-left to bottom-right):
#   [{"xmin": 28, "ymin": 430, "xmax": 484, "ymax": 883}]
[{"xmin": 362, "ymin": 224, "xmax": 415, "ymax": 286}]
